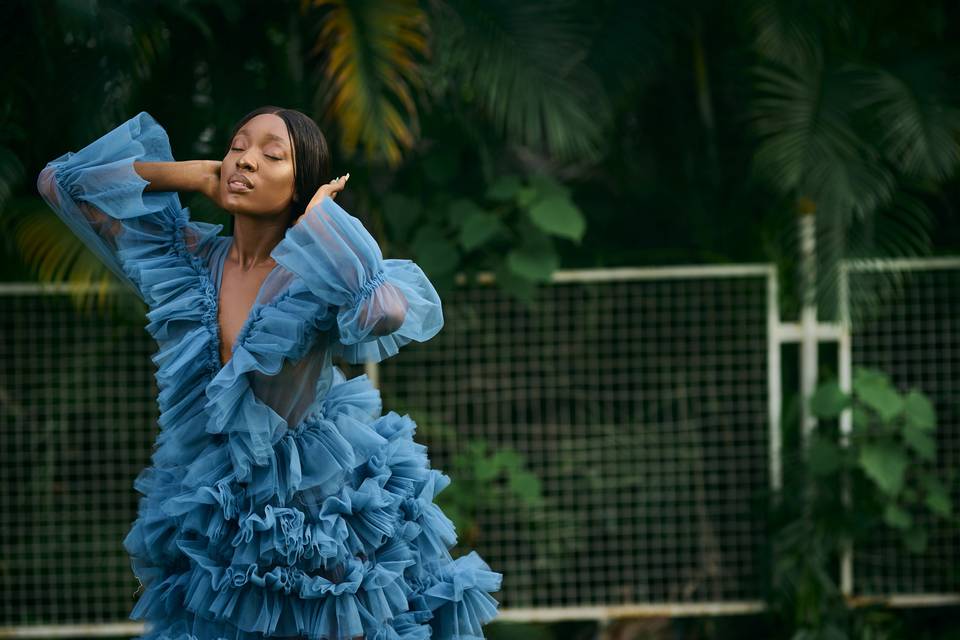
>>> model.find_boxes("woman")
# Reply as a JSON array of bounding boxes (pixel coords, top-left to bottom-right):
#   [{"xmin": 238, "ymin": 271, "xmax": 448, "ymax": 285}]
[{"xmin": 35, "ymin": 108, "xmax": 502, "ymax": 640}]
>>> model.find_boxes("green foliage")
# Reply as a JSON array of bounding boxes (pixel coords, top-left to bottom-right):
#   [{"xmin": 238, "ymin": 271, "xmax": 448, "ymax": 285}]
[
  {"xmin": 810, "ymin": 367, "xmax": 954, "ymax": 544},
  {"xmin": 440, "ymin": 439, "xmax": 545, "ymax": 538},
  {"xmin": 384, "ymin": 399, "xmax": 549, "ymax": 553},
  {"xmin": 768, "ymin": 366, "xmax": 958, "ymax": 639},
  {"xmin": 379, "ymin": 158, "xmax": 587, "ymax": 303}
]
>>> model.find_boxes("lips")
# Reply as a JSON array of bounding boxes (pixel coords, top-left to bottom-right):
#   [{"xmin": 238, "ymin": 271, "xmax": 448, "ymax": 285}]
[{"xmin": 227, "ymin": 173, "xmax": 253, "ymax": 189}]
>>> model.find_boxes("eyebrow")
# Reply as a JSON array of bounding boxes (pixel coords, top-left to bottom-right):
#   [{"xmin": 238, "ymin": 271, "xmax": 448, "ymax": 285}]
[{"xmin": 235, "ymin": 129, "xmax": 290, "ymax": 148}]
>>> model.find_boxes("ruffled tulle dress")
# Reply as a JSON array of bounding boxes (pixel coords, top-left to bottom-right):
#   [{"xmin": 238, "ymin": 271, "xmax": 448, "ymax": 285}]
[{"xmin": 35, "ymin": 111, "xmax": 502, "ymax": 640}]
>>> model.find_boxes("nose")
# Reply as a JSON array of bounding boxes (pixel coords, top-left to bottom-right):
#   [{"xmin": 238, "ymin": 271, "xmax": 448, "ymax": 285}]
[{"xmin": 236, "ymin": 152, "xmax": 255, "ymax": 171}]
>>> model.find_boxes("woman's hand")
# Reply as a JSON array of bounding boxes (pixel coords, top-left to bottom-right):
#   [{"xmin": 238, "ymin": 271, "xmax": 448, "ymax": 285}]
[
  {"xmin": 198, "ymin": 160, "xmax": 224, "ymax": 208},
  {"xmin": 294, "ymin": 173, "xmax": 350, "ymax": 226}
]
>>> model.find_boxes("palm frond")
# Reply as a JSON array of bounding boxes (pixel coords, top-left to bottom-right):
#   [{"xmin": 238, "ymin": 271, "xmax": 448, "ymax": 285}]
[
  {"xmin": 750, "ymin": 55, "xmax": 895, "ymax": 220},
  {"xmin": 744, "ymin": 0, "xmax": 854, "ymax": 67},
  {"xmin": 852, "ymin": 60, "xmax": 960, "ymax": 183},
  {"xmin": 429, "ymin": 0, "xmax": 609, "ymax": 162},
  {"xmin": 9, "ymin": 207, "xmax": 130, "ymax": 312},
  {"xmin": 308, "ymin": 0, "xmax": 429, "ymax": 166}
]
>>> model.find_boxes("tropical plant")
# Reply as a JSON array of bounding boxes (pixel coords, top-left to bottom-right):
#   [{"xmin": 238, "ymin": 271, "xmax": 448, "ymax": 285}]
[
  {"xmin": 745, "ymin": 0, "xmax": 960, "ymax": 325},
  {"xmin": 3, "ymin": 0, "xmax": 604, "ymax": 311},
  {"xmin": 766, "ymin": 366, "xmax": 956, "ymax": 639}
]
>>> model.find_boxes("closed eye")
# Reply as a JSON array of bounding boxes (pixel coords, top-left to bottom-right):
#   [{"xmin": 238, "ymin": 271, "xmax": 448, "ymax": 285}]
[{"xmin": 230, "ymin": 147, "xmax": 282, "ymax": 161}]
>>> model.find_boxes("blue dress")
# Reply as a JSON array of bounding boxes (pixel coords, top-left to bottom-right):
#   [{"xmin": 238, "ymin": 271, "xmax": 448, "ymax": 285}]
[{"xmin": 35, "ymin": 112, "xmax": 502, "ymax": 640}]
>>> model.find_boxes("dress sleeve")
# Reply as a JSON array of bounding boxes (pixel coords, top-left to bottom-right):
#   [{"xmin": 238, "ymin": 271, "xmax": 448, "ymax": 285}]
[
  {"xmin": 269, "ymin": 195, "xmax": 443, "ymax": 364},
  {"xmin": 35, "ymin": 111, "xmax": 220, "ymax": 302}
]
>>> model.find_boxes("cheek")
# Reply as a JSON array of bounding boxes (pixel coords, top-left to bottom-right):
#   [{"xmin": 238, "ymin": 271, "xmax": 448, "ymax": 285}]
[{"xmin": 255, "ymin": 166, "xmax": 296, "ymax": 207}]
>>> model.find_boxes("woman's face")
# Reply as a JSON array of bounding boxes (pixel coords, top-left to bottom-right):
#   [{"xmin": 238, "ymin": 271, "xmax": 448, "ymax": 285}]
[{"xmin": 220, "ymin": 113, "xmax": 296, "ymax": 218}]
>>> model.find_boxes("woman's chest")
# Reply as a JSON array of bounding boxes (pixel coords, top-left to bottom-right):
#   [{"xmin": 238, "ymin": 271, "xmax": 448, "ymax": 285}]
[{"xmin": 216, "ymin": 258, "xmax": 278, "ymax": 366}]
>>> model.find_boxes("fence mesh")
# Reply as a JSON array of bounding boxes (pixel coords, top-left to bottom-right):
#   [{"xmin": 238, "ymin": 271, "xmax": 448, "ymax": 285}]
[
  {"xmin": 1, "ymin": 292, "xmax": 155, "ymax": 623},
  {"xmin": 845, "ymin": 262, "xmax": 960, "ymax": 595},
  {"xmin": 2, "ymin": 260, "xmax": 956, "ymax": 629},
  {"xmin": 374, "ymin": 272, "xmax": 773, "ymax": 608}
]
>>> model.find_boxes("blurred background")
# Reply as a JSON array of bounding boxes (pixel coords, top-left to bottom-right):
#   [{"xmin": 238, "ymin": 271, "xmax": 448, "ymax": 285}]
[{"xmin": 2, "ymin": 0, "xmax": 960, "ymax": 638}]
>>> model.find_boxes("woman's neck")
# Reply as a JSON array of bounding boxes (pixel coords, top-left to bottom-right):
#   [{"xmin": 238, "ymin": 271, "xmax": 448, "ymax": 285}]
[{"xmin": 229, "ymin": 212, "xmax": 288, "ymax": 270}]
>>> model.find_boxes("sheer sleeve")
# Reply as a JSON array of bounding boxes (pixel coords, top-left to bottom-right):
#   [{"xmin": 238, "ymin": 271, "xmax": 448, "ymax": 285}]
[
  {"xmin": 35, "ymin": 111, "xmax": 221, "ymax": 302},
  {"xmin": 269, "ymin": 196, "xmax": 443, "ymax": 364}
]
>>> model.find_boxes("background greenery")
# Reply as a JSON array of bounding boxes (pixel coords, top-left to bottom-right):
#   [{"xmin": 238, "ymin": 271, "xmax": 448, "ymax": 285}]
[{"xmin": 2, "ymin": 0, "xmax": 960, "ymax": 638}]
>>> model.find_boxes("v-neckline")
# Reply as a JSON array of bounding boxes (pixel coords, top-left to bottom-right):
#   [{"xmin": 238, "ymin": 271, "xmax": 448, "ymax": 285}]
[{"xmin": 213, "ymin": 236, "xmax": 282, "ymax": 371}]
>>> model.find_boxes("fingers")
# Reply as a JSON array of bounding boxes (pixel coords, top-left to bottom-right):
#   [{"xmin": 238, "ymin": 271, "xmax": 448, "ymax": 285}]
[{"xmin": 329, "ymin": 172, "xmax": 350, "ymax": 198}]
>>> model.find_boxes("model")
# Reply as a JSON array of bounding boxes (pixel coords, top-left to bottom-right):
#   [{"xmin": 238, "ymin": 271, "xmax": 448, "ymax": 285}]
[{"xmin": 35, "ymin": 108, "xmax": 502, "ymax": 640}]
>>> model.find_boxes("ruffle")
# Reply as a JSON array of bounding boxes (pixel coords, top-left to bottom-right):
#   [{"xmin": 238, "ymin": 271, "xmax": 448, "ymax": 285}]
[
  {"xmin": 49, "ymin": 115, "xmax": 504, "ymax": 639},
  {"xmin": 269, "ymin": 195, "xmax": 444, "ymax": 364},
  {"xmin": 202, "ymin": 282, "xmax": 329, "ymax": 481},
  {"xmin": 123, "ymin": 465, "xmax": 190, "ymax": 569},
  {"xmin": 41, "ymin": 114, "xmax": 234, "ymax": 593},
  {"xmin": 36, "ymin": 111, "xmax": 221, "ymax": 301},
  {"xmin": 131, "ymin": 539, "xmax": 413, "ymax": 639},
  {"xmin": 422, "ymin": 552, "xmax": 504, "ymax": 640},
  {"xmin": 139, "ymin": 370, "xmax": 501, "ymax": 639}
]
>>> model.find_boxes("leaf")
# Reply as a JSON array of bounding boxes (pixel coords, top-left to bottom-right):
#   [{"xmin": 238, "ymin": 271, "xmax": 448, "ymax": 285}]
[
  {"xmin": 883, "ymin": 503, "xmax": 912, "ymax": 530},
  {"xmin": 528, "ymin": 174, "xmax": 571, "ymax": 201},
  {"xmin": 446, "ymin": 198, "xmax": 486, "ymax": 226},
  {"xmin": 853, "ymin": 368, "xmax": 904, "ymax": 422},
  {"xmin": 410, "ymin": 226, "xmax": 459, "ymax": 274},
  {"xmin": 527, "ymin": 194, "xmax": 586, "ymax": 241},
  {"xmin": 491, "ymin": 448, "xmax": 522, "ymax": 472},
  {"xmin": 854, "ymin": 61, "xmax": 960, "ymax": 182},
  {"xmin": 852, "ymin": 406, "xmax": 872, "ymax": 433},
  {"xmin": 808, "ymin": 433, "xmax": 842, "ymax": 477},
  {"xmin": 858, "ymin": 442, "xmax": 908, "ymax": 496},
  {"xmin": 506, "ymin": 243, "xmax": 559, "ymax": 282},
  {"xmin": 920, "ymin": 474, "xmax": 952, "ymax": 517},
  {"xmin": 486, "ymin": 175, "xmax": 522, "ymax": 201},
  {"xmin": 903, "ymin": 389, "xmax": 936, "ymax": 432},
  {"xmin": 315, "ymin": 0, "xmax": 428, "ymax": 166},
  {"xmin": 902, "ymin": 427, "xmax": 935, "ymax": 462},
  {"xmin": 382, "ymin": 193, "xmax": 420, "ymax": 242},
  {"xmin": 516, "ymin": 186, "xmax": 538, "ymax": 209},
  {"xmin": 431, "ymin": 0, "xmax": 609, "ymax": 160},
  {"xmin": 493, "ymin": 261, "xmax": 539, "ymax": 303},
  {"xmin": 509, "ymin": 470, "xmax": 542, "ymax": 504},
  {"xmin": 809, "ymin": 381, "xmax": 849, "ymax": 419},
  {"xmin": 459, "ymin": 211, "xmax": 505, "ymax": 251},
  {"xmin": 474, "ymin": 456, "xmax": 500, "ymax": 482}
]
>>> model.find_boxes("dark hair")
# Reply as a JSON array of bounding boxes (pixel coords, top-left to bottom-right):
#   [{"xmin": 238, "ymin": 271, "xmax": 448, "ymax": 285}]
[{"xmin": 224, "ymin": 105, "xmax": 331, "ymax": 234}]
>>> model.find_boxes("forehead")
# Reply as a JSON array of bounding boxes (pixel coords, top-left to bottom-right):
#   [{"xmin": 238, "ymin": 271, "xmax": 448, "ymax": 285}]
[{"xmin": 235, "ymin": 114, "xmax": 290, "ymax": 147}]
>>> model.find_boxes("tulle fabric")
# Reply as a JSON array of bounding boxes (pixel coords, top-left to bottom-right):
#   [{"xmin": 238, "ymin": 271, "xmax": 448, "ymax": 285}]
[
  {"xmin": 36, "ymin": 111, "xmax": 502, "ymax": 639},
  {"xmin": 270, "ymin": 196, "xmax": 444, "ymax": 364},
  {"xmin": 35, "ymin": 111, "xmax": 223, "ymax": 303}
]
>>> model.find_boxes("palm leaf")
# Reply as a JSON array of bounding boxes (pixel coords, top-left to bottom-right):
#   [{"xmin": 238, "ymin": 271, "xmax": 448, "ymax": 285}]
[
  {"xmin": 747, "ymin": 52, "xmax": 942, "ymax": 328},
  {"xmin": 6, "ymin": 206, "xmax": 134, "ymax": 313},
  {"xmin": 307, "ymin": 0, "xmax": 429, "ymax": 166},
  {"xmin": 852, "ymin": 59, "xmax": 960, "ymax": 183},
  {"xmin": 750, "ymin": 55, "xmax": 896, "ymax": 218},
  {"xmin": 744, "ymin": 0, "xmax": 854, "ymax": 67},
  {"xmin": 428, "ymin": 0, "xmax": 609, "ymax": 161}
]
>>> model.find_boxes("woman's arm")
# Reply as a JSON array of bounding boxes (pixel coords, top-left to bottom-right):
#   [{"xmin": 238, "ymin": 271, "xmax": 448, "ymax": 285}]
[
  {"xmin": 35, "ymin": 112, "xmax": 225, "ymax": 302},
  {"xmin": 269, "ymin": 192, "xmax": 443, "ymax": 364},
  {"xmin": 134, "ymin": 160, "xmax": 221, "ymax": 198}
]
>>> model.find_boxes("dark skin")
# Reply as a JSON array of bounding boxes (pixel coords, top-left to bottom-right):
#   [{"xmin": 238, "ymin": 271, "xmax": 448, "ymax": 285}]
[
  {"xmin": 199, "ymin": 114, "xmax": 350, "ymax": 366},
  {"xmin": 128, "ymin": 114, "xmax": 401, "ymax": 369},
  {"xmin": 38, "ymin": 117, "xmax": 384, "ymax": 616}
]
